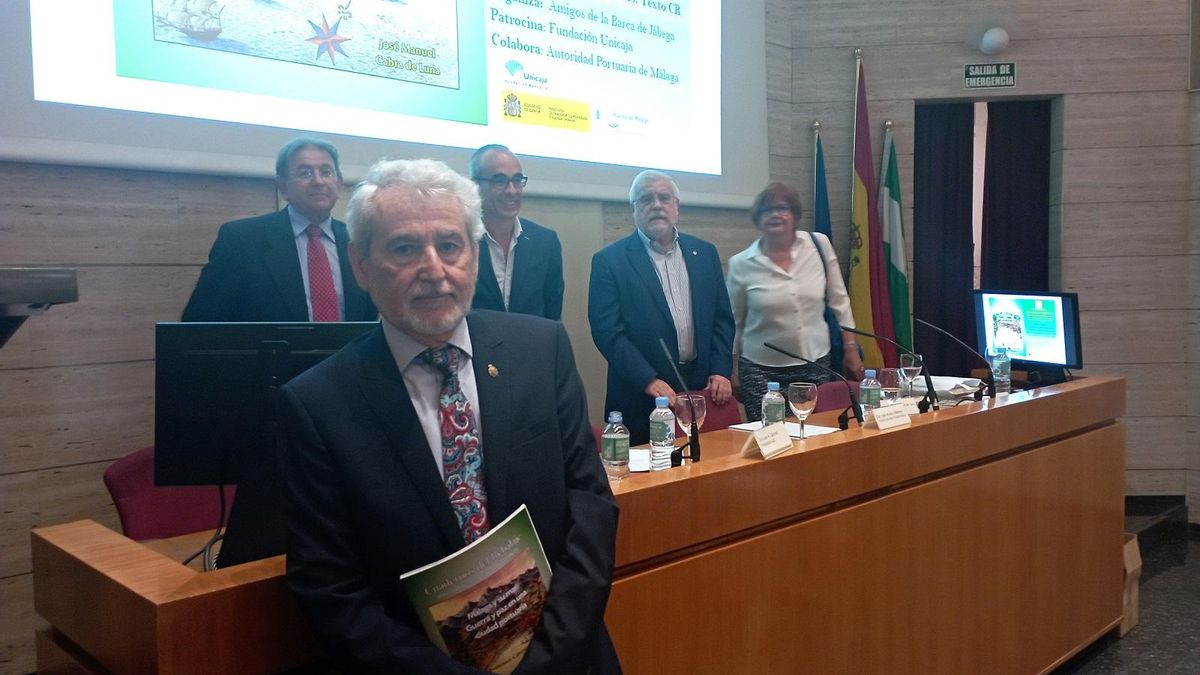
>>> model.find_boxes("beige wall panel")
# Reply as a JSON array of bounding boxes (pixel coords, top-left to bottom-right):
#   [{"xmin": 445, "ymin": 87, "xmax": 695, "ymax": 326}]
[
  {"xmin": 1190, "ymin": 310, "xmax": 1200, "ymax": 363},
  {"xmin": 765, "ymin": 0, "xmax": 792, "ymax": 48},
  {"xmin": 766, "ymin": 43, "xmax": 792, "ymax": 103},
  {"xmin": 1060, "ymin": 255, "xmax": 1192, "ymax": 311},
  {"xmin": 1122, "ymin": 416, "xmax": 1187, "ymax": 470},
  {"xmin": 1060, "ymin": 92, "xmax": 1190, "ymax": 150},
  {"xmin": 768, "ymin": 99, "xmax": 797, "ymax": 156},
  {"xmin": 0, "ymin": 462, "xmax": 118, "ymax": 578},
  {"xmin": 0, "ymin": 362, "xmax": 153, "ymax": 474},
  {"xmin": 768, "ymin": 153, "xmax": 805, "ymax": 190},
  {"xmin": 1125, "ymin": 468, "xmax": 1186, "ymax": 495},
  {"xmin": 0, "ymin": 575, "xmax": 36, "ymax": 675},
  {"xmin": 794, "ymin": 37, "xmax": 1186, "ymax": 104},
  {"xmin": 1054, "ymin": 200, "xmax": 1190, "ymax": 259},
  {"xmin": 1078, "ymin": 310, "xmax": 1184, "ymax": 365},
  {"xmin": 792, "ymin": 1, "xmax": 1185, "ymax": 48},
  {"xmin": 1057, "ymin": 146, "xmax": 1190, "ymax": 206},
  {"xmin": 0, "ymin": 162, "xmax": 274, "ymax": 266},
  {"xmin": 1083, "ymin": 364, "xmax": 1185, "ymax": 418},
  {"xmin": 0, "ymin": 267, "xmax": 192, "ymax": 370},
  {"xmin": 1189, "ymin": 471, "xmax": 1200, "ymax": 524},
  {"xmin": 791, "ymin": 101, "xmax": 913, "ymax": 160}
]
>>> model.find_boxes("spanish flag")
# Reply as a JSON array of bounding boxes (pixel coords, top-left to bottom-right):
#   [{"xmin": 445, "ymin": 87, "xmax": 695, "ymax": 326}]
[{"xmin": 846, "ymin": 53, "xmax": 897, "ymax": 368}]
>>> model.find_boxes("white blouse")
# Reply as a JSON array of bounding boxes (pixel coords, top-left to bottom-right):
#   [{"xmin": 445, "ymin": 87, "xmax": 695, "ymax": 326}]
[{"xmin": 726, "ymin": 232, "xmax": 855, "ymax": 366}]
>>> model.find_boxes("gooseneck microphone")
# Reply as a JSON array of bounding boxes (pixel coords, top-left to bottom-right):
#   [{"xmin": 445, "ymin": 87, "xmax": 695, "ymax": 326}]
[
  {"xmin": 839, "ymin": 325, "xmax": 940, "ymax": 412},
  {"xmin": 763, "ymin": 342, "xmax": 863, "ymax": 429},
  {"xmin": 657, "ymin": 338, "xmax": 700, "ymax": 463},
  {"xmin": 913, "ymin": 318, "xmax": 995, "ymax": 399}
]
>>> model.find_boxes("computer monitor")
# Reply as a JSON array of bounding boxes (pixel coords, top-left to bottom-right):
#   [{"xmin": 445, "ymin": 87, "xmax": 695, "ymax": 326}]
[
  {"xmin": 972, "ymin": 290, "xmax": 1083, "ymax": 386},
  {"xmin": 154, "ymin": 321, "xmax": 377, "ymax": 487}
]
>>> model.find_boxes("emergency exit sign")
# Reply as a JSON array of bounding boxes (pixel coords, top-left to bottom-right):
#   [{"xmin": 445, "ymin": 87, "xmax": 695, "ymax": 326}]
[{"xmin": 964, "ymin": 63, "xmax": 1015, "ymax": 89}]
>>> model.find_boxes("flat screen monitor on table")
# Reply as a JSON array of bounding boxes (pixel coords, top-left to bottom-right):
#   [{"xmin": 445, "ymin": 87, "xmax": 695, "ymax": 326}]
[{"xmin": 972, "ymin": 290, "xmax": 1083, "ymax": 387}]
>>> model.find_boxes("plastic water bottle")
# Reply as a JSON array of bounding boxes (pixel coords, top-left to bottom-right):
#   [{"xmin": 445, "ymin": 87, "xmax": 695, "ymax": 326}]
[
  {"xmin": 648, "ymin": 397, "xmax": 675, "ymax": 472},
  {"xmin": 992, "ymin": 347, "xmax": 1011, "ymax": 394},
  {"xmin": 601, "ymin": 412, "xmax": 630, "ymax": 481},
  {"xmin": 761, "ymin": 381, "xmax": 786, "ymax": 427},
  {"xmin": 860, "ymin": 369, "xmax": 882, "ymax": 412}
]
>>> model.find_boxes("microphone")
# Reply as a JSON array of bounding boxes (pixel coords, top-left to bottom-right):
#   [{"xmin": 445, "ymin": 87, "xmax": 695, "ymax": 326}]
[
  {"xmin": 657, "ymin": 338, "xmax": 700, "ymax": 464},
  {"xmin": 839, "ymin": 325, "xmax": 940, "ymax": 412},
  {"xmin": 763, "ymin": 342, "xmax": 863, "ymax": 429},
  {"xmin": 913, "ymin": 318, "xmax": 995, "ymax": 399}
]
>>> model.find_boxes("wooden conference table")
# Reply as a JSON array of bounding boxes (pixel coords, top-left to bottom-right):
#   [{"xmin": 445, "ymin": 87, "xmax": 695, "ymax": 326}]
[{"xmin": 32, "ymin": 376, "xmax": 1125, "ymax": 674}]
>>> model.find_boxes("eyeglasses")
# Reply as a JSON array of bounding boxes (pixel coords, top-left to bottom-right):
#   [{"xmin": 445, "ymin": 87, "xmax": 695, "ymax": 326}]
[
  {"xmin": 476, "ymin": 173, "xmax": 528, "ymax": 189},
  {"xmin": 756, "ymin": 204, "xmax": 794, "ymax": 218},
  {"xmin": 634, "ymin": 191, "xmax": 677, "ymax": 207},
  {"xmin": 289, "ymin": 167, "xmax": 338, "ymax": 181}
]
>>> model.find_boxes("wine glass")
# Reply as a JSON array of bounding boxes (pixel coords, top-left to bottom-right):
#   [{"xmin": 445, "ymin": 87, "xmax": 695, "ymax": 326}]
[
  {"xmin": 877, "ymin": 368, "xmax": 902, "ymax": 406},
  {"xmin": 786, "ymin": 383, "xmax": 818, "ymax": 439},
  {"xmin": 674, "ymin": 394, "xmax": 707, "ymax": 443},
  {"xmin": 899, "ymin": 353, "xmax": 924, "ymax": 398}
]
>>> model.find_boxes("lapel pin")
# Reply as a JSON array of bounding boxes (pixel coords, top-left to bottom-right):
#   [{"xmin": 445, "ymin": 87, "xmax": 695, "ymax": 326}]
[
  {"xmin": 488, "ymin": 364, "xmax": 500, "ymax": 378},
  {"xmin": 691, "ymin": 250, "xmax": 698, "ymax": 256}
]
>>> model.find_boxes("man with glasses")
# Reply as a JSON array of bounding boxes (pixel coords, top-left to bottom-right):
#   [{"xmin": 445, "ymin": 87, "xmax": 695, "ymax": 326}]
[
  {"xmin": 182, "ymin": 137, "xmax": 376, "ymax": 322},
  {"xmin": 467, "ymin": 144, "xmax": 564, "ymax": 320},
  {"xmin": 588, "ymin": 170, "xmax": 735, "ymax": 444}
]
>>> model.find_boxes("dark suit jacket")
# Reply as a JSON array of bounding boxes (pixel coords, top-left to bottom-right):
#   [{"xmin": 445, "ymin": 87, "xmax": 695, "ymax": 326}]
[
  {"xmin": 182, "ymin": 209, "xmax": 376, "ymax": 322},
  {"xmin": 276, "ymin": 311, "xmax": 621, "ymax": 674},
  {"xmin": 588, "ymin": 231, "xmax": 735, "ymax": 443},
  {"xmin": 472, "ymin": 218, "xmax": 564, "ymax": 320}
]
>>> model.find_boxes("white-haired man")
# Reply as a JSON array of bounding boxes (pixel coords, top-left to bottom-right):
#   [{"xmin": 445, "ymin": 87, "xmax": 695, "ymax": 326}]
[{"xmin": 276, "ymin": 159, "xmax": 621, "ymax": 673}]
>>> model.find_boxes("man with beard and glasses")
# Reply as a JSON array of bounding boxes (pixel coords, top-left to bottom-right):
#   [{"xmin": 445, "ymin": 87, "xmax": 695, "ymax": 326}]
[
  {"xmin": 275, "ymin": 158, "xmax": 621, "ymax": 673},
  {"xmin": 588, "ymin": 170, "xmax": 736, "ymax": 444},
  {"xmin": 468, "ymin": 144, "xmax": 564, "ymax": 320},
  {"xmin": 182, "ymin": 137, "xmax": 376, "ymax": 322}
]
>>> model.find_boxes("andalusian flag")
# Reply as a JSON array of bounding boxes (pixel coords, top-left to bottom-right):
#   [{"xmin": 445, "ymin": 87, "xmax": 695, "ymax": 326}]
[
  {"xmin": 879, "ymin": 126, "xmax": 912, "ymax": 351},
  {"xmin": 846, "ymin": 54, "xmax": 896, "ymax": 368},
  {"xmin": 813, "ymin": 126, "xmax": 832, "ymax": 239}
]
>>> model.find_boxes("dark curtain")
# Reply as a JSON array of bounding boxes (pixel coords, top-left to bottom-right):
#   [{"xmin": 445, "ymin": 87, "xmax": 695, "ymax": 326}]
[
  {"xmin": 981, "ymin": 100, "xmax": 1051, "ymax": 290},
  {"xmin": 913, "ymin": 103, "xmax": 976, "ymax": 377}
]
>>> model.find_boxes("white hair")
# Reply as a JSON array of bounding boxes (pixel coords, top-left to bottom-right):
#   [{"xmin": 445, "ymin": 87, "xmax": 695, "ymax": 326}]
[
  {"xmin": 628, "ymin": 169, "xmax": 681, "ymax": 204},
  {"xmin": 346, "ymin": 158, "xmax": 485, "ymax": 249}
]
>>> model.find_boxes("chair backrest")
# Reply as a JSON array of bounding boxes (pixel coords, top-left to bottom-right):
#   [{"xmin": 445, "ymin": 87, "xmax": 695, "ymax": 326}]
[
  {"xmin": 814, "ymin": 380, "xmax": 860, "ymax": 414},
  {"xmin": 103, "ymin": 446, "xmax": 235, "ymax": 541},
  {"xmin": 685, "ymin": 389, "xmax": 743, "ymax": 432}
]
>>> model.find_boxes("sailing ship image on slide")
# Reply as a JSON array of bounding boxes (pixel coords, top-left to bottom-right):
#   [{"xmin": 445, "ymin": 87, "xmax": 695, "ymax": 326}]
[{"xmin": 155, "ymin": 0, "xmax": 225, "ymax": 41}]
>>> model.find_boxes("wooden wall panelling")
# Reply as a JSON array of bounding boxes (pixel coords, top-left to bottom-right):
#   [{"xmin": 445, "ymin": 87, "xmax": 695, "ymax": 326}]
[
  {"xmin": 1126, "ymin": 469, "xmax": 1187, "ymax": 495},
  {"xmin": 793, "ymin": 0, "xmax": 1185, "ymax": 48},
  {"xmin": 1053, "ymin": 201, "xmax": 1189, "ymax": 259},
  {"xmin": 765, "ymin": 42, "xmax": 792, "ymax": 103},
  {"xmin": 1089, "ymin": 364, "xmax": 1186, "ymax": 418},
  {"xmin": 1060, "ymin": 256, "xmax": 1192, "ymax": 310},
  {"xmin": 1059, "ymin": 91, "xmax": 1190, "ymax": 149},
  {"xmin": 764, "ymin": 0, "xmax": 792, "ymax": 48},
  {"xmin": 0, "ymin": 575, "xmax": 37, "ymax": 674},
  {"xmin": 0, "ymin": 362, "xmax": 153, "ymax": 474},
  {"xmin": 1058, "ymin": 146, "xmax": 1190, "ymax": 205},
  {"xmin": 1121, "ymin": 417, "xmax": 1188, "ymax": 471},
  {"xmin": 1078, "ymin": 310, "xmax": 1185, "ymax": 365}
]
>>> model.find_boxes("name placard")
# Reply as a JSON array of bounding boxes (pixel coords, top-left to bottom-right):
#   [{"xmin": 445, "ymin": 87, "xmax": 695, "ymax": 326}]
[
  {"xmin": 869, "ymin": 404, "xmax": 913, "ymax": 430},
  {"xmin": 740, "ymin": 422, "xmax": 794, "ymax": 460}
]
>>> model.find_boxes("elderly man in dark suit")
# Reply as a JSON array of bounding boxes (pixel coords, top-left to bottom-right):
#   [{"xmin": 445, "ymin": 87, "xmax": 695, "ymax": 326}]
[
  {"xmin": 588, "ymin": 170, "xmax": 736, "ymax": 444},
  {"xmin": 276, "ymin": 158, "xmax": 620, "ymax": 673},
  {"xmin": 182, "ymin": 137, "xmax": 376, "ymax": 322},
  {"xmin": 468, "ymin": 144, "xmax": 564, "ymax": 320}
]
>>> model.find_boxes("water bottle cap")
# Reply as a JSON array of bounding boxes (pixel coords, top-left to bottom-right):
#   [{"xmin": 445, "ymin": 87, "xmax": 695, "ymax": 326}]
[
  {"xmin": 767, "ymin": 382, "xmax": 780, "ymax": 391},
  {"xmin": 865, "ymin": 369, "xmax": 876, "ymax": 378},
  {"xmin": 607, "ymin": 411, "xmax": 623, "ymax": 423},
  {"xmin": 655, "ymin": 396, "xmax": 669, "ymax": 407},
  {"xmin": 996, "ymin": 346, "xmax": 1007, "ymax": 355}
]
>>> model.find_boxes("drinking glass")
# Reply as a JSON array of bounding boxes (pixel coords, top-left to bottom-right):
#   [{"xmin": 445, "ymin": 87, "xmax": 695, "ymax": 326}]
[
  {"xmin": 786, "ymin": 383, "xmax": 818, "ymax": 439},
  {"xmin": 877, "ymin": 368, "xmax": 902, "ymax": 406},
  {"xmin": 899, "ymin": 353, "xmax": 924, "ymax": 398},
  {"xmin": 674, "ymin": 394, "xmax": 707, "ymax": 441}
]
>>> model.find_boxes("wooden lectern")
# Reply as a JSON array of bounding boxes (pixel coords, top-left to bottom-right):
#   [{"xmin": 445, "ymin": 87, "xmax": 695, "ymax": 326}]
[{"xmin": 33, "ymin": 376, "xmax": 1126, "ymax": 674}]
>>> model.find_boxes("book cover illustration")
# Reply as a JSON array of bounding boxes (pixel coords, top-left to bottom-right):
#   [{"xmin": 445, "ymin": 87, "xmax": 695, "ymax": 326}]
[{"xmin": 400, "ymin": 504, "xmax": 551, "ymax": 674}]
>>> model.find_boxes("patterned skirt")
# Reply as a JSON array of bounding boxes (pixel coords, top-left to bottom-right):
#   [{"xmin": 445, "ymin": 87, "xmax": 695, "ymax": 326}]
[{"xmin": 736, "ymin": 355, "xmax": 834, "ymax": 422}]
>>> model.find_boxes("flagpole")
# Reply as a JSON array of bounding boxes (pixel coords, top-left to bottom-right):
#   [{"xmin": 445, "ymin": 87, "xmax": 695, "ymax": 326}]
[
  {"xmin": 851, "ymin": 48, "xmax": 862, "ymax": 199},
  {"xmin": 812, "ymin": 120, "xmax": 821, "ymax": 197}
]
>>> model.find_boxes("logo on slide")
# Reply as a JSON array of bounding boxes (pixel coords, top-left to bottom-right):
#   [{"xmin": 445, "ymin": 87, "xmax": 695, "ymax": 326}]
[
  {"xmin": 504, "ymin": 94, "xmax": 522, "ymax": 118},
  {"xmin": 505, "ymin": 60, "xmax": 524, "ymax": 76},
  {"xmin": 307, "ymin": 14, "xmax": 351, "ymax": 64}
]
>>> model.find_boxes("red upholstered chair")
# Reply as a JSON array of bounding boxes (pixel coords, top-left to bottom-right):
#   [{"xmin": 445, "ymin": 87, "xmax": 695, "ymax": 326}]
[
  {"xmin": 103, "ymin": 446, "xmax": 234, "ymax": 541},
  {"xmin": 814, "ymin": 380, "xmax": 860, "ymax": 414},
  {"xmin": 688, "ymin": 389, "xmax": 743, "ymax": 432}
]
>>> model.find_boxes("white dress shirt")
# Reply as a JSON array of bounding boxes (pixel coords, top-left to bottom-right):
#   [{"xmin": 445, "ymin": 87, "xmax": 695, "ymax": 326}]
[
  {"xmin": 381, "ymin": 319, "xmax": 482, "ymax": 479},
  {"xmin": 726, "ymin": 232, "xmax": 855, "ymax": 366},
  {"xmin": 636, "ymin": 227, "xmax": 695, "ymax": 362},
  {"xmin": 482, "ymin": 217, "xmax": 523, "ymax": 310},
  {"xmin": 288, "ymin": 205, "xmax": 346, "ymax": 321}
]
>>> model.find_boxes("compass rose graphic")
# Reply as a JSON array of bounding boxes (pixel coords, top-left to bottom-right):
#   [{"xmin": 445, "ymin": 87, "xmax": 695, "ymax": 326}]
[{"xmin": 307, "ymin": 14, "xmax": 350, "ymax": 63}]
